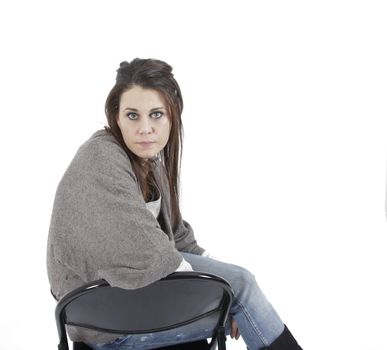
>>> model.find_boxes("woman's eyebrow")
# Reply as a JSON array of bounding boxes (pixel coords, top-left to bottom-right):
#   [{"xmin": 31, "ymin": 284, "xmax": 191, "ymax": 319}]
[{"xmin": 124, "ymin": 107, "xmax": 165, "ymax": 111}]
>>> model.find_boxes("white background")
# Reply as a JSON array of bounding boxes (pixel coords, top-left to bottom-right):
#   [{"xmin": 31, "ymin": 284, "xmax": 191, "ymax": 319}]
[{"xmin": 0, "ymin": 1, "xmax": 386, "ymax": 349}]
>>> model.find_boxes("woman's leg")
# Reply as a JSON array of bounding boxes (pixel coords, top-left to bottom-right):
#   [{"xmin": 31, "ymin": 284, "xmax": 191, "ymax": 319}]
[
  {"xmin": 88, "ymin": 316, "xmax": 232, "ymax": 350},
  {"xmin": 88, "ymin": 253, "xmax": 301, "ymax": 350},
  {"xmin": 86, "ymin": 255, "xmax": 235, "ymax": 350},
  {"xmin": 181, "ymin": 252, "xmax": 286, "ymax": 350}
]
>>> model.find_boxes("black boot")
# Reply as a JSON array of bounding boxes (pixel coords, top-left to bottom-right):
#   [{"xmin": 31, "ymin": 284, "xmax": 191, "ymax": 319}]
[{"xmin": 259, "ymin": 325, "xmax": 302, "ymax": 350}]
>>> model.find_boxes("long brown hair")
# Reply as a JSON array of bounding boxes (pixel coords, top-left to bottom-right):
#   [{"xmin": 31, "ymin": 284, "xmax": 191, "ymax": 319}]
[{"xmin": 104, "ymin": 58, "xmax": 184, "ymax": 231}]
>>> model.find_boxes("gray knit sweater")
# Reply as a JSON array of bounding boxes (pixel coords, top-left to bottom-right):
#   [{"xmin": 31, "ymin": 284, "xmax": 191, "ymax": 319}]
[{"xmin": 47, "ymin": 129, "xmax": 205, "ymax": 344}]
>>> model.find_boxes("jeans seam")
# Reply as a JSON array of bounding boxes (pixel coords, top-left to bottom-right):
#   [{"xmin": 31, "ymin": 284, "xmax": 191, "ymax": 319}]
[{"xmin": 234, "ymin": 297, "xmax": 270, "ymax": 347}]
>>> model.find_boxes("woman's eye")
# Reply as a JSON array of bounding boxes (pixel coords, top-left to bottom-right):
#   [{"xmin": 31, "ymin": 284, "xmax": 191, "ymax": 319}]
[
  {"xmin": 126, "ymin": 112, "xmax": 137, "ymax": 120},
  {"xmin": 152, "ymin": 111, "xmax": 163, "ymax": 119},
  {"xmin": 125, "ymin": 111, "xmax": 163, "ymax": 120}
]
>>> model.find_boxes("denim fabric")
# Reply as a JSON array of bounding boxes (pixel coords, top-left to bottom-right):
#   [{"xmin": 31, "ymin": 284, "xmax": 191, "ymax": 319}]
[{"xmin": 88, "ymin": 253, "xmax": 285, "ymax": 350}]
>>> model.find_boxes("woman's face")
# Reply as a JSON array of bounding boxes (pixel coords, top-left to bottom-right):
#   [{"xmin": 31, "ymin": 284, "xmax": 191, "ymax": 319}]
[{"xmin": 117, "ymin": 85, "xmax": 171, "ymax": 160}]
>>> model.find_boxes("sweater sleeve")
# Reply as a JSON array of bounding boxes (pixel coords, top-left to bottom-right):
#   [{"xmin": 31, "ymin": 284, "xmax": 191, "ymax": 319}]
[
  {"xmin": 173, "ymin": 214, "xmax": 205, "ymax": 255},
  {"xmin": 50, "ymin": 138, "xmax": 182, "ymax": 290}
]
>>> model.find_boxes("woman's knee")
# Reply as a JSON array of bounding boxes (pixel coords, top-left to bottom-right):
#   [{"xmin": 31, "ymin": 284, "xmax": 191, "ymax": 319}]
[
  {"xmin": 227, "ymin": 263, "xmax": 257, "ymax": 290},
  {"xmin": 182, "ymin": 253, "xmax": 258, "ymax": 292}
]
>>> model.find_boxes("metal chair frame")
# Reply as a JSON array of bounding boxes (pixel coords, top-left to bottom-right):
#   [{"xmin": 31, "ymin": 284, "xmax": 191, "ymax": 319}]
[{"xmin": 54, "ymin": 271, "xmax": 234, "ymax": 350}]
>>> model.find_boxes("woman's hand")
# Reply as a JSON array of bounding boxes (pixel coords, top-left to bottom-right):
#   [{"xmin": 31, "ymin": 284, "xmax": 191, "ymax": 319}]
[{"xmin": 230, "ymin": 317, "xmax": 240, "ymax": 340}]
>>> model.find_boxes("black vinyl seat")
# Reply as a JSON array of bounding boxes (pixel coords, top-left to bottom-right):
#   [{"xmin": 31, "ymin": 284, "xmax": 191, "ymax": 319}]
[{"xmin": 54, "ymin": 271, "xmax": 234, "ymax": 350}]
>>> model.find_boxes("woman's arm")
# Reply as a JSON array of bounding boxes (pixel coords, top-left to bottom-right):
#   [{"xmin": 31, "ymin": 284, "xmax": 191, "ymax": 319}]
[
  {"xmin": 173, "ymin": 215, "xmax": 206, "ymax": 255},
  {"xmin": 49, "ymin": 135, "xmax": 183, "ymax": 290}
]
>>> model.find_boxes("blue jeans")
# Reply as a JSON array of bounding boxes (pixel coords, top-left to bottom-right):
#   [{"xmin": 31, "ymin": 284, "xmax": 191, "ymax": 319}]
[{"xmin": 88, "ymin": 253, "xmax": 285, "ymax": 350}]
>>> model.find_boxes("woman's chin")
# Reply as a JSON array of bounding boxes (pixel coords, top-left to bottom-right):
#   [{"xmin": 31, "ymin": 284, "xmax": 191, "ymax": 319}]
[{"xmin": 138, "ymin": 153, "xmax": 158, "ymax": 161}]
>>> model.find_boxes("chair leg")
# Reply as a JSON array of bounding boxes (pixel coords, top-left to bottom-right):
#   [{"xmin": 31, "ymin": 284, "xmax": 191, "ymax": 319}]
[{"xmin": 216, "ymin": 326, "xmax": 227, "ymax": 350}]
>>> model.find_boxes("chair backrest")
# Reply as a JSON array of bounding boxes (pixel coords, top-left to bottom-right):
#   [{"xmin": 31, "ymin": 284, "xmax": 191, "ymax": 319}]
[{"xmin": 55, "ymin": 271, "xmax": 234, "ymax": 350}]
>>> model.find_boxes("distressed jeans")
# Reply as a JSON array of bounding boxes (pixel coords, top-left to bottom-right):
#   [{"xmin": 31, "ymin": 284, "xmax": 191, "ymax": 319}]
[{"xmin": 88, "ymin": 252, "xmax": 285, "ymax": 350}]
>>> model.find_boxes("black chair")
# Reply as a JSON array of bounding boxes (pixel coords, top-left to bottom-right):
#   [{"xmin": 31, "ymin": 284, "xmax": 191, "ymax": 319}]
[{"xmin": 54, "ymin": 271, "xmax": 234, "ymax": 350}]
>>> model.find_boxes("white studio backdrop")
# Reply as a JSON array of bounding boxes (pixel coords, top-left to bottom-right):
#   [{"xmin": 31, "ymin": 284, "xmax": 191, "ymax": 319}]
[{"xmin": 0, "ymin": 1, "xmax": 386, "ymax": 349}]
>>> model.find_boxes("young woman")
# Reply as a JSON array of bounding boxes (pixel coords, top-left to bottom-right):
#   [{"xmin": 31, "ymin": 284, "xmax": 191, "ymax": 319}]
[{"xmin": 47, "ymin": 58, "xmax": 302, "ymax": 350}]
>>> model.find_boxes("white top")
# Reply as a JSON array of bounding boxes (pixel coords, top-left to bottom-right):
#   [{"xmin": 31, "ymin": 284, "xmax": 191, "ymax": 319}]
[{"xmin": 145, "ymin": 193, "xmax": 162, "ymax": 219}]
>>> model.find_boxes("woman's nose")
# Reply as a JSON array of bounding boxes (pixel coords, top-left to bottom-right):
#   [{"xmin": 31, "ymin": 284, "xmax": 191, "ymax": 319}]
[{"xmin": 139, "ymin": 118, "xmax": 153, "ymax": 134}]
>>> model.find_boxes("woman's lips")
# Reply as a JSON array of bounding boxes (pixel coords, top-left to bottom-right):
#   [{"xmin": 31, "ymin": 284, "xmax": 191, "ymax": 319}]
[{"xmin": 137, "ymin": 141, "xmax": 155, "ymax": 148}]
